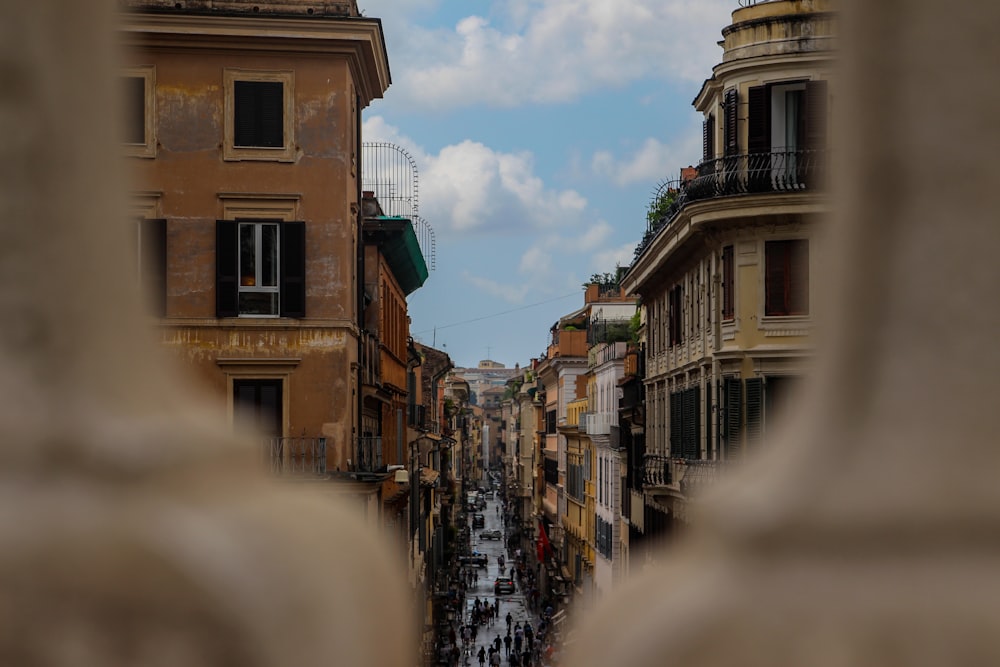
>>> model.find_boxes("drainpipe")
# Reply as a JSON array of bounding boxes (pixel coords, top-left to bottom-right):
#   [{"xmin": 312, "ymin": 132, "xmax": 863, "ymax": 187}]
[{"xmin": 355, "ymin": 91, "xmax": 364, "ymax": 474}]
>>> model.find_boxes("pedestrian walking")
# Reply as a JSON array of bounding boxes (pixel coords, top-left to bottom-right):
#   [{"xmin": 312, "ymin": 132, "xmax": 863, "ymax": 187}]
[
  {"xmin": 493, "ymin": 635, "xmax": 501, "ymax": 653},
  {"xmin": 478, "ymin": 646, "xmax": 486, "ymax": 667},
  {"xmin": 503, "ymin": 633, "xmax": 512, "ymax": 656},
  {"xmin": 505, "ymin": 612, "xmax": 512, "ymax": 631},
  {"xmin": 489, "ymin": 648, "xmax": 502, "ymax": 667}
]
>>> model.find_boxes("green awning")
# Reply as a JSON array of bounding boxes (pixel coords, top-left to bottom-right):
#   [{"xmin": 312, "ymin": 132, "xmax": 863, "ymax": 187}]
[{"xmin": 363, "ymin": 216, "xmax": 429, "ymax": 296}]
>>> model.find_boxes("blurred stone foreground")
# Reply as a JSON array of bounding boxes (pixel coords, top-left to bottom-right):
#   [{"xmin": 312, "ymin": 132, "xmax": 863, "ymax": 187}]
[
  {"xmin": 1, "ymin": 1, "xmax": 999, "ymax": 667},
  {"xmin": 0, "ymin": 2, "xmax": 412, "ymax": 666}
]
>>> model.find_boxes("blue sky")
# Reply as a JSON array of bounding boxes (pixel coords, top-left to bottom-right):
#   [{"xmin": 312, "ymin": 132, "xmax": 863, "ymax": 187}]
[{"xmin": 360, "ymin": 0, "xmax": 734, "ymax": 368}]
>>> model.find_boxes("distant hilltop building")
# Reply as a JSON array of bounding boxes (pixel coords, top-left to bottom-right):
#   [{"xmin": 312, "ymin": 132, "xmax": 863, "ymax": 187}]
[{"xmin": 452, "ymin": 361, "xmax": 520, "ymax": 405}]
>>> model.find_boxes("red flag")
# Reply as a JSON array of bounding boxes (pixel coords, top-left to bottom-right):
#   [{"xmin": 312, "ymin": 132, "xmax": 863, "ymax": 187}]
[{"xmin": 537, "ymin": 520, "xmax": 551, "ymax": 562}]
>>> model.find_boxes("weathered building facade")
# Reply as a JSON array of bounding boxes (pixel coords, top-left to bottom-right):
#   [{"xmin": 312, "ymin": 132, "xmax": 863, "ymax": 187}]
[
  {"xmin": 121, "ymin": 1, "xmax": 392, "ymax": 490},
  {"xmin": 623, "ymin": 0, "xmax": 834, "ymax": 539}
]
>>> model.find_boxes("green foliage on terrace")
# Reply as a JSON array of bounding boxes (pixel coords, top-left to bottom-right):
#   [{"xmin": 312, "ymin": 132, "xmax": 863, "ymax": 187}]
[{"xmin": 647, "ymin": 188, "xmax": 678, "ymax": 229}]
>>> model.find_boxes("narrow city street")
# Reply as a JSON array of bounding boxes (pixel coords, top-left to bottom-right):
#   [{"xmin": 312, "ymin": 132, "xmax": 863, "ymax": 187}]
[{"xmin": 439, "ymin": 486, "xmax": 553, "ymax": 666}]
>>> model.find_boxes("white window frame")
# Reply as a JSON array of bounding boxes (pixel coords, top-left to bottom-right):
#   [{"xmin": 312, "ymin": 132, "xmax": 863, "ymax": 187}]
[{"xmin": 238, "ymin": 220, "xmax": 281, "ymax": 318}]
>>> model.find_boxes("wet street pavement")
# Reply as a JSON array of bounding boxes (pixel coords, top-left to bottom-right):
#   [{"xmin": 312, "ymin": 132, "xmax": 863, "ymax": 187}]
[{"xmin": 445, "ymin": 489, "xmax": 546, "ymax": 666}]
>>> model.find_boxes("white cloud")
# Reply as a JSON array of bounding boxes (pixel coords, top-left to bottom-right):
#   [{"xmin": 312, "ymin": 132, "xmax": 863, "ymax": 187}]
[
  {"xmin": 592, "ymin": 133, "xmax": 702, "ymax": 187},
  {"xmin": 462, "ymin": 272, "xmax": 532, "ymax": 304},
  {"xmin": 592, "ymin": 243, "xmax": 639, "ymax": 273},
  {"xmin": 362, "ymin": 117, "xmax": 588, "ymax": 237},
  {"xmin": 360, "ymin": 0, "xmax": 733, "ymax": 110}
]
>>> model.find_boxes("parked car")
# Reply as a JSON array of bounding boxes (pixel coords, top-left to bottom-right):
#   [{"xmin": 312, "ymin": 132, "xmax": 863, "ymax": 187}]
[
  {"xmin": 472, "ymin": 513, "xmax": 485, "ymax": 528},
  {"xmin": 459, "ymin": 552, "xmax": 488, "ymax": 568},
  {"xmin": 480, "ymin": 529, "xmax": 502, "ymax": 540},
  {"xmin": 494, "ymin": 576, "xmax": 515, "ymax": 595}
]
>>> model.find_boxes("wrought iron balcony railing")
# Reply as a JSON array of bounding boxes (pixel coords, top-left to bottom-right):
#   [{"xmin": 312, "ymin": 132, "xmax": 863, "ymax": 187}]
[
  {"xmin": 264, "ymin": 437, "xmax": 327, "ymax": 476},
  {"xmin": 643, "ymin": 453, "xmax": 672, "ymax": 487},
  {"xmin": 634, "ymin": 148, "xmax": 826, "ymax": 263},
  {"xmin": 355, "ymin": 435, "xmax": 383, "ymax": 473}
]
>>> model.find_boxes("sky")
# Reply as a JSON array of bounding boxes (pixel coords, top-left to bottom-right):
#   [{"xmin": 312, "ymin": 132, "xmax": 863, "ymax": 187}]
[{"xmin": 359, "ymin": 0, "xmax": 735, "ymax": 369}]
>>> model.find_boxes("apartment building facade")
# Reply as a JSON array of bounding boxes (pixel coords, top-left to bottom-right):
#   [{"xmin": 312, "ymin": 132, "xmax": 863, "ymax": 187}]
[
  {"xmin": 121, "ymin": 1, "xmax": 393, "ymax": 497},
  {"xmin": 623, "ymin": 0, "xmax": 834, "ymax": 539}
]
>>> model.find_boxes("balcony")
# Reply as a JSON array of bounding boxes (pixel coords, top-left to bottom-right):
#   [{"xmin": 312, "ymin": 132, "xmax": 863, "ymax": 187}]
[
  {"xmin": 642, "ymin": 453, "xmax": 671, "ymax": 487},
  {"xmin": 642, "ymin": 454, "xmax": 731, "ymax": 497},
  {"xmin": 547, "ymin": 328, "xmax": 588, "ymax": 359},
  {"xmin": 633, "ymin": 148, "xmax": 826, "ymax": 263},
  {"xmin": 355, "ymin": 435, "xmax": 383, "ymax": 473},
  {"xmin": 583, "ymin": 411, "xmax": 613, "ymax": 436},
  {"xmin": 264, "ymin": 437, "xmax": 327, "ymax": 476}
]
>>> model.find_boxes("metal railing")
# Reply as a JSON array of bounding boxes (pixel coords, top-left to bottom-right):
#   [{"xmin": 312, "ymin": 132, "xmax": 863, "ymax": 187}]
[
  {"xmin": 633, "ymin": 148, "xmax": 826, "ymax": 263},
  {"xmin": 643, "ymin": 453, "xmax": 672, "ymax": 487},
  {"xmin": 264, "ymin": 437, "xmax": 327, "ymax": 476},
  {"xmin": 356, "ymin": 436, "xmax": 383, "ymax": 473}
]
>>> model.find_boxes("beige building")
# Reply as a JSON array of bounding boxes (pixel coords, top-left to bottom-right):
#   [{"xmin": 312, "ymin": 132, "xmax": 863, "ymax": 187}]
[
  {"xmin": 120, "ymin": 1, "xmax": 394, "ymax": 490},
  {"xmin": 622, "ymin": 0, "xmax": 834, "ymax": 535}
]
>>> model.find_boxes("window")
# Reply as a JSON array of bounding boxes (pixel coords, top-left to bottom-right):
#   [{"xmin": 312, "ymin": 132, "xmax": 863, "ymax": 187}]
[
  {"xmin": 668, "ymin": 285, "xmax": 683, "ymax": 346},
  {"xmin": 224, "ymin": 69, "xmax": 294, "ymax": 161},
  {"xmin": 239, "ymin": 221, "xmax": 279, "ymax": 315},
  {"xmin": 122, "ymin": 66, "xmax": 155, "ymax": 158},
  {"xmin": 235, "ymin": 81, "xmax": 284, "ymax": 148},
  {"xmin": 233, "ymin": 379, "xmax": 283, "ymax": 437},
  {"xmin": 669, "ymin": 386, "xmax": 701, "ymax": 460},
  {"xmin": 721, "ymin": 245, "xmax": 735, "ymax": 321},
  {"xmin": 134, "ymin": 218, "xmax": 166, "ymax": 316},
  {"xmin": 748, "ymin": 80, "xmax": 828, "ymax": 189},
  {"xmin": 723, "ymin": 88, "xmax": 738, "ymax": 157},
  {"xmin": 764, "ymin": 239, "xmax": 809, "ymax": 316},
  {"xmin": 216, "ymin": 220, "xmax": 305, "ymax": 318}
]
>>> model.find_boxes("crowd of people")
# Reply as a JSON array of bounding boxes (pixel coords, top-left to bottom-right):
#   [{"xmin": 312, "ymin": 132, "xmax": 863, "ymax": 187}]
[{"xmin": 435, "ymin": 488, "xmax": 563, "ymax": 666}]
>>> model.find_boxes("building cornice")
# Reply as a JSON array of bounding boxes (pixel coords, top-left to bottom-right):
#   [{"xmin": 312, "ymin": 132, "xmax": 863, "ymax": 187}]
[{"xmin": 120, "ymin": 13, "xmax": 390, "ymax": 106}]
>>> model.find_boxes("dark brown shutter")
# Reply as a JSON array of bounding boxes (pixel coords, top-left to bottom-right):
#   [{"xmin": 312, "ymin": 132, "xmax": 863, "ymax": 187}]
[
  {"xmin": 747, "ymin": 85, "xmax": 770, "ymax": 191},
  {"xmin": 789, "ymin": 239, "xmax": 809, "ymax": 315},
  {"xmin": 140, "ymin": 218, "xmax": 167, "ymax": 316},
  {"xmin": 764, "ymin": 240, "xmax": 788, "ymax": 316},
  {"xmin": 669, "ymin": 391, "xmax": 682, "ymax": 458},
  {"xmin": 745, "ymin": 377, "xmax": 763, "ymax": 447},
  {"xmin": 280, "ymin": 221, "xmax": 306, "ymax": 318},
  {"xmin": 216, "ymin": 220, "xmax": 238, "ymax": 318},
  {"xmin": 234, "ymin": 81, "xmax": 283, "ymax": 148},
  {"xmin": 747, "ymin": 86, "xmax": 770, "ymax": 154},
  {"xmin": 804, "ymin": 79, "xmax": 828, "ymax": 150},
  {"xmin": 723, "ymin": 89, "xmax": 739, "ymax": 157},
  {"xmin": 721, "ymin": 245, "xmax": 734, "ymax": 320},
  {"xmin": 702, "ymin": 114, "xmax": 715, "ymax": 162},
  {"xmin": 724, "ymin": 377, "xmax": 742, "ymax": 458}
]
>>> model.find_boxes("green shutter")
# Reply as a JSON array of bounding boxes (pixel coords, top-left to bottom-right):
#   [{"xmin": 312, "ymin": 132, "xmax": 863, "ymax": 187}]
[
  {"xmin": 216, "ymin": 220, "xmax": 238, "ymax": 318},
  {"xmin": 280, "ymin": 221, "xmax": 306, "ymax": 318},
  {"xmin": 724, "ymin": 377, "xmax": 742, "ymax": 458},
  {"xmin": 669, "ymin": 391, "xmax": 682, "ymax": 458},
  {"xmin": 745, "ymin": 377, "xmax": 763, "ymax": 447}
]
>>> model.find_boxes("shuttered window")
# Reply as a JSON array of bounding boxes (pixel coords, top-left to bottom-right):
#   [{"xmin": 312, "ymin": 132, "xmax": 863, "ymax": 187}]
[
  {"xmin": 216, "ymin": 220, "xmax": 306, "ymax": 318},
  {"xmin": 669, "ymin": 387, "xmax": 701, "ymax": 460},
  {"xmin": 721, "ymin": 245, "xmax": 735, "ymax": 321},
  {"xmin": 702, "ymin": 113, "xmax": 715, "ymax": 162},
  {"xmin": 668, "ymin": 285, "xmax": 683, "ymax": 346},
  {"xmin": 234, "ymin": 81, "xmax": 284, "ymax": 148},
  {"xmin": 765, "ymin": 239, "xmax": 809, "ymax": 316},
  {"xmin": 723, "ymin": 89, "xmax": 739, "ymax": 157},
  {"xmin": 745, "ymin": 377, "xmax": 763, "ymax": 448},
  {"xmin": 123, "ymin": 76, "xmax": 146, "ymax": 145},
  {"xmin": 724, "ymin": 377, "xmax": 742, "ymax": 458},
  {"xmin": 136, "ymin": 218, "xmax": 167, "ymax": 316},
  {"xmin": 804, "ymin": 80, "xmax": 828, "ymax": 150}
]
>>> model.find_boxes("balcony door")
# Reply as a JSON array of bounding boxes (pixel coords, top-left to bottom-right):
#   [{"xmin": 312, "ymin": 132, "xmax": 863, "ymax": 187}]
[{"xmin": 233, "ymin": 379, "xmax": 283, "ymax": 437}]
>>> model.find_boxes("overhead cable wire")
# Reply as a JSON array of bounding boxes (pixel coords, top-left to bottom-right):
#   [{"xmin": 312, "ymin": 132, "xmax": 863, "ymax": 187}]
[{"xmin": 413, "ymin": 291, "xmax": 580, "ymax": 334}]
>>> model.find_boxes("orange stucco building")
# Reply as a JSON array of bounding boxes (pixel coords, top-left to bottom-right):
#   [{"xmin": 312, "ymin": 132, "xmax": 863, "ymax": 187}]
[{"xmin": 120, "ymin": 0, "xmax": 392, "ymax": 472}]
